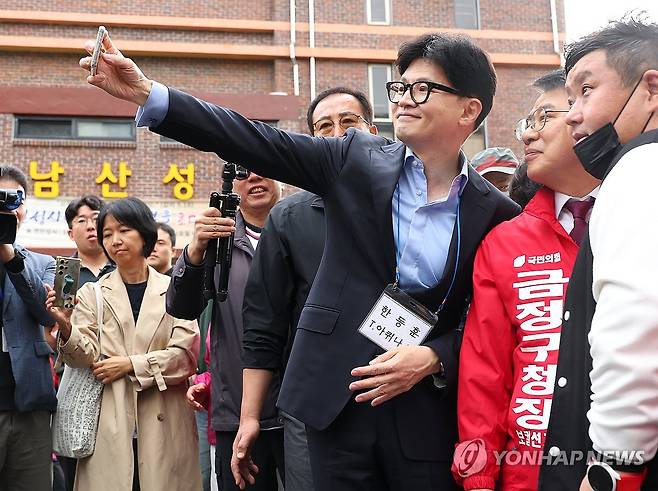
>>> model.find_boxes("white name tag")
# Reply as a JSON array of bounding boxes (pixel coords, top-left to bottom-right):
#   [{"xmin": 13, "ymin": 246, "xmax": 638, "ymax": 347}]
[{"xmin": 358, "ymin": 284, "xmax": 437, "ymax": 351}]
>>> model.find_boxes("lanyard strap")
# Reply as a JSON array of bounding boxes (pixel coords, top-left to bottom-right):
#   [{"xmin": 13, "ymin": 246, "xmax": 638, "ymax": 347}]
[{"xmin": 394, "ymin": 184, "xmax": 461, "ymax": 314}]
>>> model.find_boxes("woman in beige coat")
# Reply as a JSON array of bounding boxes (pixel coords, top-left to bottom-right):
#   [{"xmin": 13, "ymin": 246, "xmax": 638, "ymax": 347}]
[{"xmin": 48, "ymin": 197, "xmax": 201, "ymax": 490}]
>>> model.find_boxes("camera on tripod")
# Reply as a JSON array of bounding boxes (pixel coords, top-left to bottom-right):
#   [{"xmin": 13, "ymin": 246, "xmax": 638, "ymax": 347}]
[
  {"xmin": 203, "ymin": 163, "xmax": 250, "ymax": 302},
  {"xmin": 0, "ymin": 189, "xmax": 24, "ymax": 244}
]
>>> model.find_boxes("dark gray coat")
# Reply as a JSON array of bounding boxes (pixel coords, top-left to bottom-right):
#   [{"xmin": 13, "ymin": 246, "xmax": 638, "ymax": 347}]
[{"xmin": 166, "ymin": 211, "xmax": 281, "ymax": 432}]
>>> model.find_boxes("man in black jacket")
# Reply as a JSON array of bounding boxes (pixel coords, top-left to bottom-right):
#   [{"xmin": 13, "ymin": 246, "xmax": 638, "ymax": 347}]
[
  {"xmin": 168, "ymin": 170, "xmax": 283, "ymax": 491},
  {"xmin": 235, "ymin": 86, "xmax": 377, "ymax": 491},
  {"xmin": 539, "ymin": 17, "xmax": 658, "ymax": 491},
  {"xmin": 81, "ymin": 31, "xmax": 519, "ymax": 491}
]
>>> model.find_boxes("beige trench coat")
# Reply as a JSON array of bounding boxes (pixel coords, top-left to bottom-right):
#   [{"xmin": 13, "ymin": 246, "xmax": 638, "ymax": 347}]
[{"xmin": 58, "ymin": 267, "xmax": 201, "ymax": 491}]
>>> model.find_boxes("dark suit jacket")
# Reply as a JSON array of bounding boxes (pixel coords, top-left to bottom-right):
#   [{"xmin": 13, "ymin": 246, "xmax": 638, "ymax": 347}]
[
  {"xmin": 2, "ymin": 245, "xmax": 56, "ymax": 412},
  {"xmin": 167, "ymin": 211, "xmax": 281, "ymax": 432},
  {"xmin": 242, "ymin": 190, "xmax": 325, "ymax": 373},
  {"xmin": 157, "ymin": 87, "xmax": 520, "ymax": 460}
]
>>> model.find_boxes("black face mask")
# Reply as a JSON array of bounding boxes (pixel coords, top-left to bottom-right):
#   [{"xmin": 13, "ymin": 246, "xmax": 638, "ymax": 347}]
[{"xmin": 573, "ymin": 77, "xmax": 651, "ymax": 180}]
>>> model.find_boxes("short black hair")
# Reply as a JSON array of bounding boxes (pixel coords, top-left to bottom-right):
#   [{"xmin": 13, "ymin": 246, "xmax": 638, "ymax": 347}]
[
  {"xmin": 395, "ymin": 33, "xmax": 497, "ymax": 128},
  {"xmin": 509, "ymin": 162, "xmax": 541, "ymax": 209},
  {"xmin": 64, "ymin": 195, "xmax": 105, "ymax": 228},
  {"xmin": 532, "ymin": 69, "xmax": 566, "ymax": 93},
  {"xmin": 156, "ymin": 222, "xmax": 176, "ymax": 248},
  {"xmin": 564, "ymin": 15, "xmax": 658, "ymax": 87},
  {"xmin": 306, "ymin": 87, "xmax": 374, "ymax": 133},
  {"xmin": 0, "ymin": 165, "xmax": 29, "ymax": 194},
  {"xmin": 97, "ymin": 197, "xmax": 157, "ymax": 258}
]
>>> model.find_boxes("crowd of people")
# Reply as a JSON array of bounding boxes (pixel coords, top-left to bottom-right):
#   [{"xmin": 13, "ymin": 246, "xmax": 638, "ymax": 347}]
[{"xmin": 0, "ymin": 14, "xmax": 657, "ymax": 491}]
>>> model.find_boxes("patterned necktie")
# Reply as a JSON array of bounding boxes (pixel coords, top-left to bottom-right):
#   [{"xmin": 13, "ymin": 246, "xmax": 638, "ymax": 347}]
[{"xmin": 564, "ymin": 197, "xmax": 595, "ymax": 246}]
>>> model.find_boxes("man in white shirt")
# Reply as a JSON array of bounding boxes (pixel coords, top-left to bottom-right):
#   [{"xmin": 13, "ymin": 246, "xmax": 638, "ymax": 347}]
[{"xmin": 538, "ymin": 16, "xmax": 658, "ymax": 491}]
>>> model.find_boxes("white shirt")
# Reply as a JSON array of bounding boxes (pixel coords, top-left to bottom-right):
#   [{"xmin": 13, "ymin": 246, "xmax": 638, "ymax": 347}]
[
  {"xmin": 587, "ymin": 142, "xmax": 658, "ymax": 460},
  {"xmin": 554, "ymin": 188, "xmax": 599, "ymax": 234}
]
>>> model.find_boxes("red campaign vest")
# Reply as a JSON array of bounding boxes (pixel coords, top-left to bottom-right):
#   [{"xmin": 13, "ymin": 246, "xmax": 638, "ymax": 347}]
[{"xmin": 454, "ymin": 187, "xmax": 581, "ymax": 491}]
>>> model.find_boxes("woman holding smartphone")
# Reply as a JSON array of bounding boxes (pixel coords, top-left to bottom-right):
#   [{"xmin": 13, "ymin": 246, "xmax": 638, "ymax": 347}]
[{"xmin": 47, "ymin": 197, "xmax": 201, "ymax": 491}]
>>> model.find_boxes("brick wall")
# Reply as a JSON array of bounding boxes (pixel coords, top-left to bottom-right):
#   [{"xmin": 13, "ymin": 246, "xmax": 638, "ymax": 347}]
[
  {"xmin": 0, "ymin": 0, "xmax": 563, "ymax": 205},
  {"xmin": 0, "ymin": 0, "xmax": 274, "ymax": 20}
]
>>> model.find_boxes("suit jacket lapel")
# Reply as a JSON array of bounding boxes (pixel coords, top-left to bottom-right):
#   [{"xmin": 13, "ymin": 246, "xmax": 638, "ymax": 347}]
[
  {"xmin": 1, "ymin": 265, "xmax": 12, "ymax": 322},
  {"xmin": 451, "ymin": 167, "xmax": 495, "ymax": 276},
  {"xmin": 370, "ymin": 141, "xmax": 406, "ymax": 279},
  {"xmin": 133, "ymin": 267, "xmax": 168, "ymax": 353},
  {"xmin": 412, "ymin": 167, "xmax": 494, "ymax": 311}
]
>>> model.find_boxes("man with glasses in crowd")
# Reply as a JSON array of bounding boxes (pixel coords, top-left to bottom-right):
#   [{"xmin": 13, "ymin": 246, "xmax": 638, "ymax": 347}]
[
  {"xmin": 451, "ymin": 69, "xmax": 599, "ymax": 491},
  {"xmin": 232, "ymin": 86, "xmax": 377, "ymax": 491},
  {"xmin": 65, "ymin": 196, "xmax": 115, "ymax": 285},
  {"xmin": 81, "ymin": 31, "xmax": 518, "ymax": 490}
]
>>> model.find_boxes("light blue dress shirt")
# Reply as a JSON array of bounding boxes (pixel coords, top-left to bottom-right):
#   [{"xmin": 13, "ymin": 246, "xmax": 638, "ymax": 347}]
[
  {"xmin": 135, "ymin": 81, "xmax": 169, "ymax": 127},
  {"xmin": 393, "ymin": 148, "xmax": 468, "ymax": 291},
  {"xmin": 136, "ymin": 85, "xmax": 469, "ymax": 292}
]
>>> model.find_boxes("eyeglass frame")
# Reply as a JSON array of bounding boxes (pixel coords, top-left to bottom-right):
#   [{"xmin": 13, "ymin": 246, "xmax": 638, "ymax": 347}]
[
  {"xmin": 71, "ymin": 214, "xmax": 99, "ymax": 227},
  {"xmin": 514, "ymin": 107, "xmax": 570, "ymax": 141},
  {"xmin": 386, "ymin": 80, "xmax": 461, "ymax": 105},
  {"xmin": 312, "ymin": 112, "xmax": 371, "ymax": 135}
]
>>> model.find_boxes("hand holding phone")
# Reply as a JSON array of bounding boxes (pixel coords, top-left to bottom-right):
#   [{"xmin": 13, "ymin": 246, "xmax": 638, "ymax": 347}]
[
  {"xmin": 90, "ymin": 26, "xmax": 107, "ymax": 76},
  {"xmin": 54, "ymin": 257, "xmax": 81, "ymax": 309}
]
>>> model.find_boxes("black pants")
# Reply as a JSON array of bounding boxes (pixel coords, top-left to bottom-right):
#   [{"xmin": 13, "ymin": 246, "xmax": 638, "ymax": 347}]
[
  {"xmin": 0, "ymin": 410, "xmax": 52, "ymax": 491},
  {"xmin": 215, "ymin": 428, "xmax": 284, "ymax": 491},
  {"xmin": 57, "ymin": 456, "xmax": 76, "ymax": 491},
  {"xmin": 132, "ymin": 438, "xmax": 140, "ymax": 491},
  {"xmin": 305, "ymin": 399, "xmax": 458, "ymax": 491}
]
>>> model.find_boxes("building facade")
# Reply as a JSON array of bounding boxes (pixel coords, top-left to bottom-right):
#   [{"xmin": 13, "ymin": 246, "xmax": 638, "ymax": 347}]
[{"xmin": 0, "ymin": 0, "xmax": 563, "ymax": 253}]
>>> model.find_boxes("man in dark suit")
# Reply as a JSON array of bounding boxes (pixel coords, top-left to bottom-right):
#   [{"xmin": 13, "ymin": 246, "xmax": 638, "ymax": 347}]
[
  {"xmin": 81, "ymin": 31, "xmax": 519, "ymax": 490},
  {"xmin": 236, "ymin": 86, "xmax": 378, "ymax": 491},
  {"xmin": 0, "ymin": 165, "xmax": 56, "ymax": 490}
]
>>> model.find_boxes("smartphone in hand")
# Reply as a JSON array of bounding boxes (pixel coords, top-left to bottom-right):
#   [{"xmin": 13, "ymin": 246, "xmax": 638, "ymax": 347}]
[
  {"xmin": 90, "ymin": 26, "xmax": 107, "ymax": 76},
  {"xmin": 53, "ymin": 257, "xmax": 81, "ymax": 309}
]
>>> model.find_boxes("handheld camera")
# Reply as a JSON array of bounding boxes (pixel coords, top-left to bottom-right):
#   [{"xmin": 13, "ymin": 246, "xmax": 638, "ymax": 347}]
[
  {"xmin": 203, "ymin": 163, "xmax": 249, "ymax": 302},
  {"xmin": 0, "ymin": 189, "xmax": 24, "ymax": 245}
]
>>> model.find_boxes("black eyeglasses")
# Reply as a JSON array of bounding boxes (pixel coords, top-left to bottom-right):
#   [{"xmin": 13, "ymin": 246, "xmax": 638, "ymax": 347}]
[
  {"xmin": 514, "ymin": 107, "xmax": 570, "ymax": 141},
  {"xmin": 386, "ymin": 80, "xmax": 461, "ymax": 105},
  {"xmin": 312, "ymin": 113, "xmax": 370, "ymax": 136}
]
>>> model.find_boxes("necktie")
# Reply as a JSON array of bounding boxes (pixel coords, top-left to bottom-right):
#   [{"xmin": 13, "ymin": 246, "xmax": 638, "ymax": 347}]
[{"xmin": 564, "ymin": 197, "xmax": 595, "ymax": 246}]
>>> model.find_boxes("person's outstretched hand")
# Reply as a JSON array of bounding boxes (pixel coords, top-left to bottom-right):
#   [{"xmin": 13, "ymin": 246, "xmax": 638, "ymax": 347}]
[{"xmin": 79, "ymin": 29, "xmax": 152, "ymax": 106}]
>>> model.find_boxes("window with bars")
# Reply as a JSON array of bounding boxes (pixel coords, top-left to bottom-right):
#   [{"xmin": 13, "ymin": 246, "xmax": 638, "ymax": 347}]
[{"xmin": 14, "ymin": 116, "xmax": 135, "ymax": 141}]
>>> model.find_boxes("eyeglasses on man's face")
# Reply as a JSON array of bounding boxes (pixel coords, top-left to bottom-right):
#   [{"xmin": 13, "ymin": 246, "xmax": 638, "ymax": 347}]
[
  {"xmin": 312, "ymin": 113, "xmax": 370, "ymax": 136},
  {"xmin": 72, "ymin": 215, "xmax": 99, "ymax": 228},
  {"xmin": 514, "ymin": 107, "xmax": 570, "ymax": 141},
  {"xmin": 386, "ymin": 80, "xmax": 460, "ymax": 105}
]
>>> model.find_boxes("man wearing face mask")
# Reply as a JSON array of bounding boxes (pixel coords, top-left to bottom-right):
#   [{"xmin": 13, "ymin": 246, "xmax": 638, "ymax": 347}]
[{"xmin": 538, "ymin": 17, "xmax": 658, "ymax": 491}]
